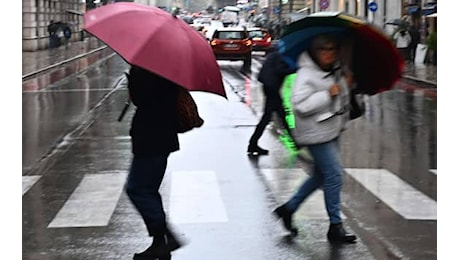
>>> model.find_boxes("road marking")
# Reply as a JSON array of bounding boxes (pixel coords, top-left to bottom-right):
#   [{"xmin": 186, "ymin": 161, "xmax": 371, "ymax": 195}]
[
  {"xmin": 345, "ymin": 168, "xmax": 437, "ymax": 220},
  {"xmin": 23, "ymin": 88, "xmax": 116, "ymax": 93},
  {"xmin": 22, "ymin": 176, "xmax": 41, "ymax": 195},
  {"xmin": 169, "ymin": 171, "xmax": 228, "ymax": 224},
  {"xmin": 48, "ymin": 172, "xmax": 127, "ymax": 228},
  {"xmin": 430, "ymin": 169, "xmax": 437, "ymax": 175},
  {"xmin": 260, "ymin": 168, "xmax": 346, "ymax": 219}
]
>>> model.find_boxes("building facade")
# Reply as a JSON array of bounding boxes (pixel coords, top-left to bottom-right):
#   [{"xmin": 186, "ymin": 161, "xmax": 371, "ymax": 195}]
[
  {"xmin": 22, "ymin": 0, "xmax": 157, "ymax": 51},
  {"xmin": 23, "ymin": 0, "xmax": 85, "ymax": 51}
]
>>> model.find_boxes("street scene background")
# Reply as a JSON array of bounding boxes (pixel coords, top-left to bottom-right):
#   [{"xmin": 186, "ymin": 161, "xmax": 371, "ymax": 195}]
[{"xmin": 12, "ymin": 1, "xmax": 455, "ymax": 259}]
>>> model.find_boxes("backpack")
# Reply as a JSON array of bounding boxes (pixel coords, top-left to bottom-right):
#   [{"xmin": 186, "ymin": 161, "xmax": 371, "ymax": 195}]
[{"xmin": 64, "ymin": 27, "xmax": 72, "ymax": 39}]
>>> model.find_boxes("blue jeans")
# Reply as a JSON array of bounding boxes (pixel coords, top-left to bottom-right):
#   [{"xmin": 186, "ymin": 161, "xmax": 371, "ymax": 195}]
[
  {"xmin": 126, "ymin": 154, "xmax": 169, "ymax": 236},
  {"xmin": 285, "ymin": 137, "xmax": 343, "ymax": 224}
]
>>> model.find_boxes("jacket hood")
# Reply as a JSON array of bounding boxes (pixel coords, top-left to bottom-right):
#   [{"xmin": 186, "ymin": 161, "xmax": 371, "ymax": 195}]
[
  {"xmin": 297, "ymin": 51, "xmax": 319, "ymax": 70},
  {"xmin": 297, "ymin": 51, "xmax": 340, "ymax": 74}
]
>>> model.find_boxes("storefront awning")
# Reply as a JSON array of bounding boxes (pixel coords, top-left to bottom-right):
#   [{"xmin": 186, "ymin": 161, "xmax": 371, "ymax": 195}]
[
  {"xmin": 422, "ymin": 2, "xmax": 437, "ymax": 16},
  {"xmin": 405, "ymin": 5, "xmax": 420, "ymax": 14}
]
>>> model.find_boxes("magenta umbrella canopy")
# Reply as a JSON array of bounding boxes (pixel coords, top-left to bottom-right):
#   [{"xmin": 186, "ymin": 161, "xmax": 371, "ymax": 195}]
[{"xmin": 84, "ymin": 2, "xmax": 226, "ymax": 98}]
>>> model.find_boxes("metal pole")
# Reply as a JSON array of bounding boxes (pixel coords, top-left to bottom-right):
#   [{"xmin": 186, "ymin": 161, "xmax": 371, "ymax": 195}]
[
  {"xmin": 278, "ymin": 0, "xmax": 282, "ymax": 20},
  {"xmin": 383, "ymin": 0, "xmax": 387, "ymax": 24}
]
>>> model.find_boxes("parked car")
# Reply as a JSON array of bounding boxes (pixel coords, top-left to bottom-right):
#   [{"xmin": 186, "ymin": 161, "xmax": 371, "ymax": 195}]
[
  {"xmin": 247, "ymin": 27, "xmax": 272, "ymax": 52},
  {"xmin": 210, "ymin": 28, "xmax": 252, "ymax": 69}
]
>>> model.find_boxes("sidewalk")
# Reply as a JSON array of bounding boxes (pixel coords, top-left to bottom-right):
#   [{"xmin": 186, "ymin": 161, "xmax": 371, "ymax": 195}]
[
  {"xmin": 22, "ymin": 37, "xmax": 437, "ymax": 86},
  {"xmin": 22, "ymin": 37, "xmax": 107, "ymax": 79}
]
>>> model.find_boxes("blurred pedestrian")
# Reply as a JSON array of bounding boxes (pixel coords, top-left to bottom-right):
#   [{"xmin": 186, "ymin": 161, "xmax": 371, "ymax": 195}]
[
  {"xmin": 47, "ymin": 20, "xmax": 58, "ymax": 49},
  {"xmin": 63, "ymin": 24, "xmax": 72, "ymax": 47},
  {"xmin": 125, "ymin": 65, "xmax": 183, "ymax": 259},
  {"xmin": 273, "ymin": 34, "xmax": 357, "ymax": 243},
  {"xmin": 393, "ymin": 29, "xmax": 412, "ymax": 61},
  {"xmin": 408, "ymin": 25, "xmax": 420, "ymax": 62},
  {"xmin": 247, "ymin": 45, "xmax": 296, "ymax": 155}
]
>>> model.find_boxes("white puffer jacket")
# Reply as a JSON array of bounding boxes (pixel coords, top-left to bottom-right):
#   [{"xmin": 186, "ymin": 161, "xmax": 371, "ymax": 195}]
[{"xmin": 290, "ymin": 51, "xmax": 350, "ymax": 145}]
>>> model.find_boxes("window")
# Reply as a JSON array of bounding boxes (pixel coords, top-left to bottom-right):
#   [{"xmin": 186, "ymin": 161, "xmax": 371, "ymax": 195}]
[{"xmin": 217, "ymin": 31, "xmax": 245, "ymax": 40}]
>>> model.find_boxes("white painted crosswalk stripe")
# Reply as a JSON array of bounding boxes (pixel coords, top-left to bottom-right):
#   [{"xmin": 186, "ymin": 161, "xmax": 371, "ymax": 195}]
[
  {"xmin": 430, "ymin": 169, "xmax": 437, "ymax": 175},
  {"xmin": 169, "ymin": 171, "xmax": 228, "ymax": 224},
  {"xmin": 22, "ymin": 175, "xmax": 41, "ymax": 196},
  {"xmin": 48, "ymin": 172, "xmax": 127, "ymax": 228},
  {"xmin": 345, "ymin": 168, "xmax": 437, "ymax": 220},
  {"xmin": 260, "ymin": 168, "xmax": 346, "ymax": 220}
]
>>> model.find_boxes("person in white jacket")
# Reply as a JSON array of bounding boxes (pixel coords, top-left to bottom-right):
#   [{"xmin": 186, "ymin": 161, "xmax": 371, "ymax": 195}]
[
  {"xmin": 393, "ymin": 29, "xmax": 412, "ymax": 61},
  {"xmin": 273, "ymin": 33, "xmax": 357, "ymax": 243}
]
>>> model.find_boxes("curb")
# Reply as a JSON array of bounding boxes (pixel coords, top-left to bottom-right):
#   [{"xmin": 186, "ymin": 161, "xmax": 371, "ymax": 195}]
[
  {"xmin": 22, "ymin": 46, "xmax": 108, "ymax": 82},
  {"xmin": 401, "ymin": 75, "xmax": 436, "ymax": 88}
]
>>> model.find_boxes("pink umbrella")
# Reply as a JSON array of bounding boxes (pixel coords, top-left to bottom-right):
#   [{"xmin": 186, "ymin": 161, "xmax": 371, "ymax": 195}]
[{"xmin": 84, "ymin": 2, "xmax": 226, "ymax": 98}]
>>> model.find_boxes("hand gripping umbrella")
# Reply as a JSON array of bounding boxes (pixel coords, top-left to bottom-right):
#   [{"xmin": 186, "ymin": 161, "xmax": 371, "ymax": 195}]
[
  {"xmin": 84, "ymin": 2, "xmax": 226, "ymax": 98},
  {"xmin": 278, "ymin": 11, "xmax": 404, "ymax": 95}
]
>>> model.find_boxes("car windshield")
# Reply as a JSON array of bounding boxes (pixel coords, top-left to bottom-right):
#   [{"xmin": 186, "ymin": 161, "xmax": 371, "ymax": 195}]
[
  {"xmin": 249, "ymin": 30, "xmax": 265, "ymax": 38},
  {"xmin": 216, "ymin": 31, "xmax": 246, "ymax": 40}
]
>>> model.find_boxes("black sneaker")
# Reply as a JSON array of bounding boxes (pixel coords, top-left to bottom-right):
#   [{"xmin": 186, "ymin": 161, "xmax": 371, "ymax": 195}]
[
  {"xmin": 327, "ymin": 223, "xmax": 357, "ymax": 243},
  {"xmin": 247, "ymin": 145, "xmax": 269, "ymax": 156}
]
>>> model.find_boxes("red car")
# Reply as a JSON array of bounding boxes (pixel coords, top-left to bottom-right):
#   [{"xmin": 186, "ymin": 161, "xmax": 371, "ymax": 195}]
[
  {"xmin": 247, "ymin": 28, "xmax": 272, "ymax": 52},
  {"xmin": 210, "ymin": 28, "xmax": 252, "ymax": 69}
]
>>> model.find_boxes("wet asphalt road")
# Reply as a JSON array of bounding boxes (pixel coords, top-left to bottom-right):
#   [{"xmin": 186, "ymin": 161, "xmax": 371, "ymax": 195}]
[{"xmin": 22, "ymin": 54, "xmax": 437, "ymax": 259}]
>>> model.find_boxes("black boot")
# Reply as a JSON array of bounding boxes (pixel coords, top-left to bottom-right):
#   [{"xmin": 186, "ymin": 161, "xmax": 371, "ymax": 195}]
[
  {"xmin": 273, "ymin": 204, "xmax": 298, "ymax": 236},
  {"xmin": 247, "ymin": 144, "xmax": 269, "ymax": 156},
  {"xmin": 133, "ymin": 238, "xmax": 170, "ymax": 260},
  {"xmin": 165, "ymin": 226, "xmax": 182, "ymax": 252},
  {"xmin": 133, "ymin": 227, "xmax": 183, "ymax": 260},
  {"xmin": 327, "ymin": 223, "xmax": 357, "ymax": 243}
]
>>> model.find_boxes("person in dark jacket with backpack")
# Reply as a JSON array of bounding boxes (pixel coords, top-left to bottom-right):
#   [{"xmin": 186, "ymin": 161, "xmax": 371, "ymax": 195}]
[
  {"xmin": 125, "ymin": 66, "xmax": 183, "ymax": 259},
  {"xmin": 247, "ymin": 46, "xmax": 297, "ymax": 155}
]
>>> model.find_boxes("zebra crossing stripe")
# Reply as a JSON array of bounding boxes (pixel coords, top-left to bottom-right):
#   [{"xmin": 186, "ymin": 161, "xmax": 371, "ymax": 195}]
[
  {"xmin": 260, "ymin": 168, "xmax": 346, "ymax": 220},
  {"xmin": 48, "ymin": 172, "xmax": 127, "ymax": 228},
  {"xmin": 430, "ymin": 169, "xmax": 437, "ymax": 175},
  {"xmin": 22, "ymin": 175, "xmax": 41, "ymax": 196},
  {"xmin": 345, "ymin": 168, "xmax": 437, "ymax": 220},
  {"xmin": 169, "ymin": 171, "xmax": 228, "ymax": 224}
]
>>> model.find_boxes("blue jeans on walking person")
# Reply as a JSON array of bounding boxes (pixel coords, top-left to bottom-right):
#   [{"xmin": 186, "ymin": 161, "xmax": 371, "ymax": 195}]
[
  {"xmin": 126, "ymin": 154, "xmax": 170, "ymax": 236},
  {"xmin": 285, "ymin": 137, "xmax": 343, "ymax": 224}
]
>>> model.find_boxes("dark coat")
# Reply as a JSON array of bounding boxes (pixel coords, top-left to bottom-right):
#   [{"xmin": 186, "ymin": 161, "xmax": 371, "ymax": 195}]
[
  {"xmin": 127, "ymin": 66, "xmax": 180, "ymax": 157},
  {"xmin": 257, "ymin": 51, "xmax": 296, "ymax": 96},
  {"xmin": 408, "ymin": 26, "xmax": 420, "ymax": 48}
]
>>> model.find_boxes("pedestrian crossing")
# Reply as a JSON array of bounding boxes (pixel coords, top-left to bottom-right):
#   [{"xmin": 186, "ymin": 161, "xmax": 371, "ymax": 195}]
[
  {"xmin": 169, "ymin": 171, "xmax": 229, "ymax": 224},
  {"xmin": 47, "ymin": 172, "xmax": 127, "ymax": 228},
  {"xmin": 22, "ymin": 175, "xmax": 41, "ymax": 195},
  {"xmin": 346, "ymin": 168, "xmax": 437, "ymax": 220},
  {"xmin": 22, "ymin": 167, "xmax": 437, "ymax": 229}
]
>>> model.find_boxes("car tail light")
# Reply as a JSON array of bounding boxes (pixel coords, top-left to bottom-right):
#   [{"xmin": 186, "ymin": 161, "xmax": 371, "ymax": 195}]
[
  {"xmin": 210, "ymin": 40, "xmax": 217, "ymax": 46},
  {"xmin": 245, "ymin": 40, "xmax": 252, "ymax": 46}
]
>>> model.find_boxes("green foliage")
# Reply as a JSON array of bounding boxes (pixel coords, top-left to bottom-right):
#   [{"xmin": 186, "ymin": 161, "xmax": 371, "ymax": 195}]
[{"xmin": 426, "ymin": 32, "xmax": 437, "ymax": 51}]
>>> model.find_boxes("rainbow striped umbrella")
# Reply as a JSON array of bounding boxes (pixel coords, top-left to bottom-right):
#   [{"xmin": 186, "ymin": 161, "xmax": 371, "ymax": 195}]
[{"xmin": 278, "ymin": 12, "xmax": 404, "ymax": 95}]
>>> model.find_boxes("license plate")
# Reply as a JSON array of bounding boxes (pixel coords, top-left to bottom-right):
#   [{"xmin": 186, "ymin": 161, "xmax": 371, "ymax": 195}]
[
  {"xmin": 224, "ymin": 44, "xmax": 238, "ymax": 48},
  {"xmin": 253, "ymin": 37, "xmax": 262, "ymax": 40}
]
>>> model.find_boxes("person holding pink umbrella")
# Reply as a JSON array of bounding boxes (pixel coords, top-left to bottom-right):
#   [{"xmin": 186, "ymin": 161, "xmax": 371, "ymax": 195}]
[{"xmin": 125, "ymin": 65, "xmax": 183, "ymax": 260}]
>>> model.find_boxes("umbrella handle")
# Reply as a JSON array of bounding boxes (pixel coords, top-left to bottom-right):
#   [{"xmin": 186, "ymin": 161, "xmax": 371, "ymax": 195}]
[{"xmin": 117, "ymin": 101, "xmax": 131, "ymax": 122}]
